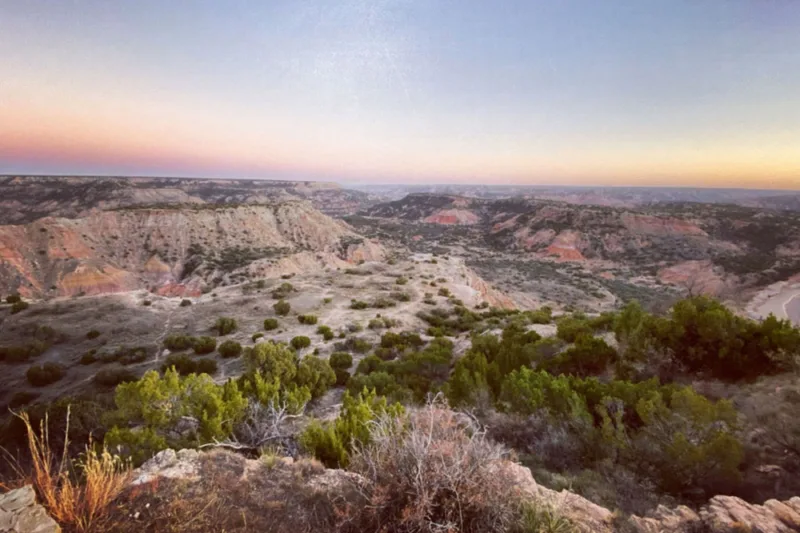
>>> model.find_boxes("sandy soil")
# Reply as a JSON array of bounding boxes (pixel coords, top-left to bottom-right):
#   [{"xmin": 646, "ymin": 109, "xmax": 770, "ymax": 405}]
[
  {"xmin": 785, "ymin": 295, "xmax": 800, "ymax": 324},
  {"xmin": 747, "ymin": 281, "xmax": 800, "ymax": 325}
]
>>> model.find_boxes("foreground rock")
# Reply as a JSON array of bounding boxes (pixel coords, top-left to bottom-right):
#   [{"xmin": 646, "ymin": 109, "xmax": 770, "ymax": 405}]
[
  {"xmin": 120, "ymin": 449, "xmax": 800, "ymax": 533},
  {"xmin": 0, "ymin": 486, "xmax": 60, "ymax": 533}
]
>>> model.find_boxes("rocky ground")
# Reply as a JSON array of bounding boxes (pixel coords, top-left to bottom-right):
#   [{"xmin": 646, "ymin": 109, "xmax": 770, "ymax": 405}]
[{"xmin": 25, "ymin": 445, "xmax": 800, "ymax": 533}]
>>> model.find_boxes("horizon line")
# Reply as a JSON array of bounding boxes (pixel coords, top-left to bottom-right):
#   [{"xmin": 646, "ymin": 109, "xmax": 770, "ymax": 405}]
[{"xmin": 1, "ymin": 174, "xmax": 798, "ymax": 193}]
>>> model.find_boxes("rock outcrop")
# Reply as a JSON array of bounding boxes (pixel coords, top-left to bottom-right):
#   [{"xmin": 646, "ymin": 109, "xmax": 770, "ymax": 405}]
[
  {"xmin": 628, "ymin": 495, "xmax": 800, "ymax": 532},
  {"xmin": 657, "ymin": 260, "xmax": 731, "ymax": 296},
  {"xmin": 544, "ymin": 230, "xmax": 587, "ymax": 261},
  {"xmin": 0, "ymin": 202, "xmax": 384, "ymax": 298},
  {"xmin": 422, "ymin": 209, "xmax": 481, "ymax": 225},
  {"xmin": 0, "ymin": 486, "xmax": 60, "ymax": 533},
  {"xmin": 126, "ymin": 449, "xmax": 800, "ymax": 533}
]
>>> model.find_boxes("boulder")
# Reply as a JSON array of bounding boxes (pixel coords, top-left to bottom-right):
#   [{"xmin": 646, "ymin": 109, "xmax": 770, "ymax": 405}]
[
  {"xmin": 132, "ymin": 448, "xmax": 201, "ymax": 486},
  {"xmin": 0, "ymin": 486, "xmax": 60, "ymax": 533}
]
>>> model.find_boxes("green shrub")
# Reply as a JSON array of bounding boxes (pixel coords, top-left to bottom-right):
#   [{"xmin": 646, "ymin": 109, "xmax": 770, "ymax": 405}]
[
  {"xmin": 556, "ymin": 316, "xmax": 593, "ymax": 343},
  {"xmin": 381, "ymin": 337, "xmax": 454, "ymax": 401},
  {"xmin": 103, "ymin": 427, "xmax": 167, "ymax": 466},
  {"xmin": 300, "ymin": 389, "xmax": 403, "ymax": 468},
  {"xmin": 296, "ymin": 355, "xmax": 336, "ymax": 398},
  {"xmin": 163, "ymin": 334, "xmax": 196, "ymax": 351},
  {"xmin": 0, "ymin": 341, "xmax": 49, "ymax": 363},
  {"xmin": 243, "ymin": 341, "xmax": 299, "ymax": 383},
  {"xmin": 356, "ymin": 354, "xmax": 384, "ymax": 375},
  {"xmin": 5, "ymin": 294, "xmax": 21, "ymax": 304},
  {"xmin": 263, "ymin": 318, "xmax": 280, "ymax": 330},
  {"xmin": 110, "ymin": 346, "xmax": 149, "ymax": 365},
  {"xmin": 380, "ymin": 331, "xmax": 424, "ymax": 351},
  {"xmin": 142, "ymin": 300, "xmax": 152, "ymax": 307},
  {"xmin": 238, "ymin": 342, "xmax": 314, "ymax": 413},
  {"xmin": 317, "ymin": 325, "xmax": 334, "ymax": 340},
  {"xmin": 346, "ymin": 371, "xmax": 407, "ymax": 400},
  {"xmin": 79, "ymin": 350, "xmax": 97, "ymax": 365},
  {"xmin": 271, "ymin": 282, "xmax": 295, "ymax": 299},
  {"xmin": 527, "ymin": 306, "xmax": 553, "ymax": 324},
  {"xmin": 513, "ymin": 503, "xmax": 577, "ymax": 533},
  {"xmin": 374, "ymin": 347, "xmax": 395, "ymax": 361},
  {"xmin": 252, "ymin": 333, "xmax": 264, "ymax": 342},
  {"xmin": 273, "ymin": 300, "xmax": 291, "ymax": 316},
  {"xmin": 334, "ymin": 368, "xmax": 351, "ymax": 386},
  {"xmin": 498, "ymin": 368, "xmax": 589, "ymax": 418},
  {"xmin": 218, "ymin": 340, "xmax": 243, "ymax": 358},
  {"xmin": 86, "ymin": 329, "xmax": 101, "ymax": 340},
  {"xmin": 350, "ymin": 300, "xmax": 369, "ymax": 310},
  {"xmin": 395, "ymin": 276, "xmax": 408, "ymax": 285},
  {"xmin": 368, "ymin": 318, "xmax": 389, "ymax": 330},
  {"xmin": 588, "ymin": 312, "xmax": 616, "ymax": 331},
  {"xmin": 10, "ymin": 301, "xmax": 29, "ymax": 314},
  {"xmin": 370, "ymin": 297, "xmax": 396, "ymax": 309},
  {"xmin": 633, "ymin": 387, "xmax": 743, "ymax": 498},
  {"xmin": 334, "ymin": 337, "xmax": 372, "ymax": 354},
  {"xmin": 542, "ymin": 336, "xmax": 618, "ymax": 377},
  {"xmin": 446, "ymin": 351, "xmax": 492, "ymax": 408},
  {"xmin": 390, "ymin": 291, "xmax": 411, "ymax": 302},
  {"xmin": 438, "ymin": 287, "xmax": 451, "ymax": 297},
  {"xmin": 329, "ymin": 351, "xmax": 353, "ymax": 370},
  {"xmin": 614, "ymin": 298, "xmax": 800, "ymax": 381},
  {"xmin": 291, "ymin": 336, "xmax": 311, "ymax": 350},
  {"xmin": 94, "ymin": 368, "xmax": 137, "ymax": 387},
  {"xmin": 298, "ymin": 314, "xmax": 318, "ymax": 325},
  {"xmin": 193, "ymin": 336, "xmax": 217, "ymax": 354},
  {"xmin": 345, "ymin": 268, "xmax": 371, "ymax": 276},
  {"xmin": 161, "ymin": 354, "xmax": 218, "ymax": 375},
  {"xmin": 26, "ymin": 363, "xmax": 67, "ymax": 387},
  {"xmin": 9, "ymin": 391, "xmax": 40, "ymax": 409},
  {"xmin": 107, "ymin": 368, "xmax": 246, "ymax": 455},
  {"xmin": 214, "ymin": 317, "xmax": 238, "ymax": 336}
]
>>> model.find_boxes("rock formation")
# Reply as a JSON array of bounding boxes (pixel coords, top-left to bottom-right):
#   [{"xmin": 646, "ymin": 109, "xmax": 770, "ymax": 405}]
[
  {"xmin": 0, "ymin": 202, "xmax": 384, "ymax": 298},
  {"xmin": 106, "ymin": 448, "xmax": 800, "ymax": 532},
  {"xmin": 0, "ymin": 486, "xmax": 60, "ymax": 533}
]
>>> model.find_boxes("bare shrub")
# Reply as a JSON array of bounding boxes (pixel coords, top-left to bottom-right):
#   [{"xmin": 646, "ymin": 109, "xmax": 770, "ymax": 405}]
[
  {"xmin": 485, "ymin": 411, "xmax": 597, "ymax": 471},
  {"xmin": 233, "ymin": 401, "xmax": 305, "ymax": 453},
  {"xmin": 343, "ymin": 398, "xmax": 521, "ymax": 533}
]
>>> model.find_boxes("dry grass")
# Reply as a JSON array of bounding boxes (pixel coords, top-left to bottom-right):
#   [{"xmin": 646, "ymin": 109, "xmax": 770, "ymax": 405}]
[{"xmin": 3, "ymin": 407, "xmax": 130, "ymax": 532}]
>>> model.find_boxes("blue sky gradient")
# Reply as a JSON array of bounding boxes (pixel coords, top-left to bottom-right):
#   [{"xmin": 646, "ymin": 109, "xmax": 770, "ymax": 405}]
[{"xmin": 1, "ymin": 1, "xmax": 799, "ymax": 187}]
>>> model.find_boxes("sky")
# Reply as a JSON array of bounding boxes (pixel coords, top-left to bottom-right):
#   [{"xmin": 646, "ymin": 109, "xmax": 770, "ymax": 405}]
[{"xmin": 1, "ymin": 1, "xmax": 799, "ymax": 189}]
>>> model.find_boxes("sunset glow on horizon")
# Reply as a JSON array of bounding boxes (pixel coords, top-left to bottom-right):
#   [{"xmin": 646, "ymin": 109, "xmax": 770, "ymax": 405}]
[{"xmin": 2, "ymin": 1, "xmax": 800, "ymax": 189}]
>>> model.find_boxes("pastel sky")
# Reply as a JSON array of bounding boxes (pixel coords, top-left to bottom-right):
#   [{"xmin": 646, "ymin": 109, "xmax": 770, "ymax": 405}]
[{"xmin": 1, "ymin": 1, "xmax": 800, "ymax": 188}]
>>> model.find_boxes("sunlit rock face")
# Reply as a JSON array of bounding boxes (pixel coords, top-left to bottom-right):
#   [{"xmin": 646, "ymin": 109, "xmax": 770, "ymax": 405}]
[{"xmin": 0, "ymin": 202, "xmax": 384, "ymax": 298}]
